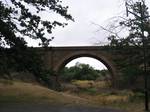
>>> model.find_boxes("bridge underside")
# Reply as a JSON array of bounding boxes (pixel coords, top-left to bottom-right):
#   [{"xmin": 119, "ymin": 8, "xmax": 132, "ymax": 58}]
[{"xmin": 41, "ymin": 46, "xmax": 120, "ymax": 87}]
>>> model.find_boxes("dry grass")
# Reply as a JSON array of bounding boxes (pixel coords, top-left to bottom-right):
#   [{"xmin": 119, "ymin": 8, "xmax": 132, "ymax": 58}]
[
  {"xmin": 63, "ymin": 80, "xmax": 149, "ymax": 112},
  {"xmin": 71, "ymin": 80, "xmax": 110, "ymax": 89},
  {"xmin": 0, "ymin": 79, "xmax": 91, "ymax": 106},
  {"xmin": 73, "ymin": 90, "xmax": 133, "ymax": 105},
  {"xmin": 69, "ymin": 89, "xmax": 147, "ymax": 112},
  {"xmin": 0, "ymin": 79, "xmax": 149, "ymax": 112},
  {"xmin": 72, "ymin": 80, "xmax": 94, "ymax": 88}
]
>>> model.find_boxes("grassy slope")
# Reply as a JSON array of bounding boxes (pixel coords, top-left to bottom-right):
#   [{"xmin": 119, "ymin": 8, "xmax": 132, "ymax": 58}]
[
  {"xmin": 0, "ymin": 80, "xmax": 148, "ymax": 112},
  {"xmin": 63, "ymin": 80, "xmax": 148, "ymax": 112},
  {"xmin": 0, "ymin": 80, "xmax": 91, "ymax": 107}
]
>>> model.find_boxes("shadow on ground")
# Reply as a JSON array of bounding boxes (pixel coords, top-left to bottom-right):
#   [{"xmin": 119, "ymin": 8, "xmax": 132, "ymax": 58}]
[{"xmin": 0, "ymin": 103, "xmax": 126, "ymax": 112}]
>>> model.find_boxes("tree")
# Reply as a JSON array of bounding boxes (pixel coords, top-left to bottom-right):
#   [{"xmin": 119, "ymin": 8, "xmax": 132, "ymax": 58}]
[
  {"xmin": 101, "ymin": 0, "xmax": 150, "ymax": 84},
  {"xmin": 120, "ymin": 0, "xmax": 150, "ymax": 46},
  {"xmin": 0, "ymin": 0, "xmax": 73, "ymax": 88},
  {"xmin": 0, "ymin": 0, "xmax": 73, "ymax": 48},
  {"xmin": 105, "ymin": 0, "xmax": 150, "ymax": 110},
  {"xmin": 124, "ymin": 0, "xmax": 150, "ymax": 110},
  {"xmin": 60, "ymin": 62, "xmax": 101, "ymax": 81}
]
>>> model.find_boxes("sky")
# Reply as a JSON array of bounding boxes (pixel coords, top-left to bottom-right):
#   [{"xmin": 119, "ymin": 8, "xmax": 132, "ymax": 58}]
[
  {"xmin": 66, "ymin": 57, "xmax": 107, "ymax": 70},
  {"xmin": 26, "ymin": 0, "xmax": 150, "ymax": 70},
  {"xmin": 50, "ymin": 0, "xmax": 150, "ymax": 47},
  {"xmin": 26, "ymin": 0, "xmax": 125, "ymax": 47},
  {"xmin": 51, "ymin": 0, "xmax": 124, "ymax": 46}
]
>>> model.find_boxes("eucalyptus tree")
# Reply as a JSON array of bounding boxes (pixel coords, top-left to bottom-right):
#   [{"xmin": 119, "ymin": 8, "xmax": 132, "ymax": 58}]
[
  {"xmin": 107, "ymin": 0, "xmax": 150, "ymax": 110},
  {"xmin": 104, "ymin": 0, "xmax": 150, "ymax": 79},
  {"xmin": 0, "ymin": 0, "xmax": 73, "ymax": 48},
  {"xmin": 0, "ymin": 0, "xmax": 73, "ymax": 88}
]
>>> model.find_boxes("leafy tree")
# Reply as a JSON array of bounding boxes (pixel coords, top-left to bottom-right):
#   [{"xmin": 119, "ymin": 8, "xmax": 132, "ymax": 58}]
[
  {"xmin": 101, "ymin": 0, "xmax": 150, "ymax": 111},
  {"xmin": 60, "ymin": 62, "xmax": 102, "ymax": 81},
  {"xmin": 75, "ymin": 63, "xmax": 99, "ymax": 80},
  {"xmin": 60, "ymin": 67, "xmax": 77, "ymax": 82},
  {"xmin": 119, "ymin": 0, "xmax": 150, "ymax": 46},
  {"xmin": 92, "ymin": 0, "xmax": 150, "ymax": 89},
  {"xmin": 105, "ymin": 0, "xmax": 150, "ymax": 86},
  {"xmin": 0, "ymin": 0, "xmax": 73, "ymax": 88},
  {"xmin": 0, "ymin": 0, "xmax": 73, "ymax": 48}
]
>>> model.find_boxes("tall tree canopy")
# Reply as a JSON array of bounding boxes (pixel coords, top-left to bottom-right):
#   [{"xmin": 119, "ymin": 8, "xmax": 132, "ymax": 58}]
[
  {"xmin": 60, "ymin": 62, "xmax": 103, "ymax": 81},
  {"xmin": 0, "ymin": 0, "xmax": 73, "ymax": 88},
  {"xmin": 0, "ymin": 0, "xmax": 73, "ymax": 48},
  {"xmin": 101, "ymin": 0, "xmax": 150, "ymax": 88},
  {"xmin": 108, "ymin": 0, "xmax": 150, "ymax": 47}
]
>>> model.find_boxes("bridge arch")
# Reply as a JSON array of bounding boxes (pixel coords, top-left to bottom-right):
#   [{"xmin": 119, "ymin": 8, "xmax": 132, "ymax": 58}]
[
  {"xmin": 42, "ymin": 46, "xmax": 120, "ymax": 87},
  {"xmin": 53, "ymin": 51, "xmax": 117, "ymax": 85}
]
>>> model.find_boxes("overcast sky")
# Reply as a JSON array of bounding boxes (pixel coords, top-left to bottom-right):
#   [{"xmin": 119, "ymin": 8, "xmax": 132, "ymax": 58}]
[
  {"xmin": 25, "ymin": 0, "xmax": 150, "ymax": 47},
  {"xmin": 25, "ymin": 0, "xmax": 125, "ymax": 47},
  {"xmin": 51, "ymin": 0, "xmax": 150, "ymax": 47},
  {"xmin": 66, "ymin": 57, "xmax": 107, "ymax": 70},
  {"xmin": 26, "ymin": 0, "xmax": 150, "ymax": 69},
  {"xmin": 50, "ymin": 0, "xmax": 124, "ymax": 46}
]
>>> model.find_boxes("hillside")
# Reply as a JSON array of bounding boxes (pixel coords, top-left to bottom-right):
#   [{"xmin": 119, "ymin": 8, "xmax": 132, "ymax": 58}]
[
  {"xmin": 0, "ymin": 79, "xmax": 146, "ymax": 112},
  {"xmin": 0, "ymin": 79, "xmax": 90, "ymax": 106}
]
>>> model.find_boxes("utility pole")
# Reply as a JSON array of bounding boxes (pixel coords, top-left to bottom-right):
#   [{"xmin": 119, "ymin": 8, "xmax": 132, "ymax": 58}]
[{"xmin": 125, "ymin": 1, "xmax": 149, "ymax": 111}]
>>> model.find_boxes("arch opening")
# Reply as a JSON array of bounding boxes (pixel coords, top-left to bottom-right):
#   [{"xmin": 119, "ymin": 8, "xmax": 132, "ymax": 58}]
[
  {"xmin": 57, "ymin": 54, "xmax": 116, "ymax": 81},
  {"xmin": 58, "ymin": 55, "xmax": 116, "ymax": 95},
  {"xmin": 61, "ymin": 57, "xmax": 112, "ymax": 82},
  {"xmin": 66, "ymin": 57, "xmax": 107, "ymax": 70},
  {"xmin": 57, "ymin": 54, "xmax": 116, "ymax": 87}
]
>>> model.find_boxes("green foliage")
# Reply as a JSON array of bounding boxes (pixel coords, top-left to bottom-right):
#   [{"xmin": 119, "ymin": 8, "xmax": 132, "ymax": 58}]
[
  {"xmin": 84, "ymin": 88, "xmax": 97, "ymax": 95},
  {"xmin": 0, "ymin": 47, "xmax": 54, "ymax": 87},
  {"xmin": 121, "ymin": 66, "xmax": 143, "ymax": 86},
  {"xmin": 60, "ymin": 63, "xmax": 106, "ymax": 82},
  {"xmin": 108, "ymin": 0, "xmax": 150, "ymax": 47},
  {"xmin": 0, "ymin": 0, "xmax": 73, "ymax": 88},
  {"xmin": 0, "ymin": 0, "xmax": 73, "ymax": 48},
  {"xmin": 60, "ymin": 67, "xmax": 75, "ymax": 82},
  {"xmin": 107, "ymin": 0, "xmax": 150, "ymax": 88}
]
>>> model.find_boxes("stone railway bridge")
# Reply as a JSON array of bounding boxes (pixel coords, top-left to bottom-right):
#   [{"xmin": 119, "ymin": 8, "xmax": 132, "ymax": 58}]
[{"xmin": 38, "ymin": 46, "xmax": 122, "ymax": 86}]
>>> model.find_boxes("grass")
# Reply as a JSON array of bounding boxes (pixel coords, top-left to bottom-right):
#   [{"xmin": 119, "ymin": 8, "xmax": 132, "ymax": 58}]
[
  {"xmin": 0, "ymin": 79, "xmax": 149, "ymax": 112},
  {"xmin": 71, "ymin": 80, "xmax": 109, "ymax": 89},
  {"xmin": 63, "ymin": 80, "xmax": 150, "ymax": 112},
  {"xmin": 0, "ymin": 79, "xmax": 91, "ymax": 106}
]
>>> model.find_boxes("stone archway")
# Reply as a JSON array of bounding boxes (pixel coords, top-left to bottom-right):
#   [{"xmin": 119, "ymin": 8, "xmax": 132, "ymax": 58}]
[
  {"xmin": 43, "ymin": 46, "xmax": 120, "ymax": 87},
  {"xmin": 53, "ymin": 51, "xmax": 117, "ymax": 86}
]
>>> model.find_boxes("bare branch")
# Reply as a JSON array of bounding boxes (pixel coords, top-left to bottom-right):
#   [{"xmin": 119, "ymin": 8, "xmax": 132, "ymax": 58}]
[{"xmin": 91, "ymin": 22, "xmax": 121, "ymax": 39}]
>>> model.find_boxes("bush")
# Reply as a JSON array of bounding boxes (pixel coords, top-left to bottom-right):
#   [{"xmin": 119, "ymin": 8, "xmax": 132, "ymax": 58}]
[{"xmin": 60, "ymin": 63, "xmax": 103, "ymax": 81}]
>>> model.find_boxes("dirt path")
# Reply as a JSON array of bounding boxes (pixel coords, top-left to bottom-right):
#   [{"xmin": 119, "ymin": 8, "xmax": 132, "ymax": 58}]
[{"xmin": 0, "ymin": 103, "xmax": 126, "ymax": 112}]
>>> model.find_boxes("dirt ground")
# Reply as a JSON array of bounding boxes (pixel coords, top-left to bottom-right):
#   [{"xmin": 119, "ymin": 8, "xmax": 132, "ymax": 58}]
[{"xmin": 0, "ymin": 103, "xmax": 126, "ymax": 112}]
